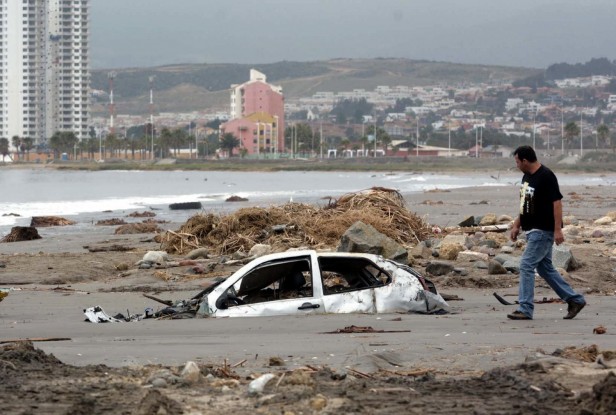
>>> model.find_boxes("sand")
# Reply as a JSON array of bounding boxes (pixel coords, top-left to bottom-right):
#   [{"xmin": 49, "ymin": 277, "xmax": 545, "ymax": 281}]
[{"xmin": 1, "ymin": 183, "xmax": 616, "ymax": 414}]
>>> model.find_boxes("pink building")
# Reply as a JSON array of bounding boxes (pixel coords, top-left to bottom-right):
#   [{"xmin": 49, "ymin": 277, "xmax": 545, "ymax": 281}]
[{"xmin": 221, "ymin": 69, "xmax": 285, "ymax": 156}]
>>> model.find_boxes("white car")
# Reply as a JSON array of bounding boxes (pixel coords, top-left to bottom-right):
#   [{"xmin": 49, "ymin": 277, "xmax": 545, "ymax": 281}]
[{"xmin": 196, "ymin": 250, "xmax": 448, "ymax": 317}]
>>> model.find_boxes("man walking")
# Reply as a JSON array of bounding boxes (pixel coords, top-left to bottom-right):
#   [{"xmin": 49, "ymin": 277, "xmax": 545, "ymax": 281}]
[{"xmin": 507, "ymin": 145, "xmax": 586, "ymax": 320}]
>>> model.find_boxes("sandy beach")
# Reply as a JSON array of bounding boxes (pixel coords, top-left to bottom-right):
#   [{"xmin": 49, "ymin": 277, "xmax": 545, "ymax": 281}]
[{"xmin": 1, "ymin": 181, "xmax": 616, "ymax": 413}]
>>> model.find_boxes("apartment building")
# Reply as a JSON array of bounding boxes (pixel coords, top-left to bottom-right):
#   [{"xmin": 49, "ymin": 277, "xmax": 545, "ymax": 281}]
[
  {"xmin": 223, "ymin": 69, "xmax": 284, "ymax": 155},
  {"xmin": 0, "ymin": 0, "xmax": 90, "ymax": 146}
]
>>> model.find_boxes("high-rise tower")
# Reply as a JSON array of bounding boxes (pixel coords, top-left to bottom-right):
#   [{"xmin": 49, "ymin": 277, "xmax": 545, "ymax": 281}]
[{"xmin": 0, "ymin": 0, "xmax": 90, "ymax": 147}]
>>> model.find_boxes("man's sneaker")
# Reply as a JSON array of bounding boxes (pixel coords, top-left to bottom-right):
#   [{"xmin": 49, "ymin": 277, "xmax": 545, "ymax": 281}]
[
  {"xmin": 507, "ymin": 310, "xmax": 532, "ymax": 320},
  {"xmin": 563, "ymin": 301, "xmax": 586, "ymax": 319}
]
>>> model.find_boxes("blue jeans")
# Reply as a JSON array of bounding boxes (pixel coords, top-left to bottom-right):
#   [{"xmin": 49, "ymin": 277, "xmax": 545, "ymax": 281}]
[{"xmin": 517, "ymin": 230, "xmax": 585, "ymax": 318}]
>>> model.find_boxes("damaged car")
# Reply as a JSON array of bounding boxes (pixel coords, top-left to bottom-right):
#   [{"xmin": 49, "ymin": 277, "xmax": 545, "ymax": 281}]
[{"xmin": 195, "ymin": 250, "xmax": 448, "ymax": 317}]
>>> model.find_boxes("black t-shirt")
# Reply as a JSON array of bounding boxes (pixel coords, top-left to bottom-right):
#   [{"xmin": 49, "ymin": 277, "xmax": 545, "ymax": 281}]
[{"xmin": 519, "ymin": 164, "xmax": 563, "ymax": 231}]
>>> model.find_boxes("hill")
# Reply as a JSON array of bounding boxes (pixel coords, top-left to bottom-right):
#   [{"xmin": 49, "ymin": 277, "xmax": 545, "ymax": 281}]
[{"xmin": 90, "ymin": 59, "xmax": 540, "ymax": 116}]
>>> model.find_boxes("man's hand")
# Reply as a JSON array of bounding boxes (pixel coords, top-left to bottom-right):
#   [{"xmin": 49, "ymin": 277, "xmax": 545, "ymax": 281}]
[
  {"xmin": 554, "ymin": 228, "xmax": 565, "ymax": 245},
  {"xmin": 510, "ymin": 218, "xmax": 521, "ymax": 241},
  {"xmin": 510, "ymin": 225, "xmax": 520, "ymax": 241}
]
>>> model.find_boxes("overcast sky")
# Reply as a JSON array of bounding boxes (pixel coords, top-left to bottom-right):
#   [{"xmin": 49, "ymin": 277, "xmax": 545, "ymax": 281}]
[{"xmin": 90, "ymin": 0, "xmax": 616, "ymax": 70}]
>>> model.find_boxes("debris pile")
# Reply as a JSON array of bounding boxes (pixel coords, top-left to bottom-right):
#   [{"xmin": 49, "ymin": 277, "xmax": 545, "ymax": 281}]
[
  {"xmin": 0, "ymin": 226, "xmax": 42, "ymax": 243},
  {"xmin": 30, "ymin": 216, "xmax": 75, "ymax": 227},
  {"xmin": 161, "ymin": 187, "xmax": 431, "ymax": 255}
]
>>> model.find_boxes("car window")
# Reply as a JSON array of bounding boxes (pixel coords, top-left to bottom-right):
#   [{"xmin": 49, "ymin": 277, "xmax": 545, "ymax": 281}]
[
  {"xmin": 217, "ymin": 257, "xmax": 313, "ymax": 309},
  {"xmin": 318, "ymin": 257, "xmax": 389, "ymax": 295}
]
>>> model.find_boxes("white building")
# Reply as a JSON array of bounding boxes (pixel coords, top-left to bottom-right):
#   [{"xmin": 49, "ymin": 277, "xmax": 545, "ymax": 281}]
[{"xmin": 0, "ymin": 0, "xmax": 90, "ymax": 146}]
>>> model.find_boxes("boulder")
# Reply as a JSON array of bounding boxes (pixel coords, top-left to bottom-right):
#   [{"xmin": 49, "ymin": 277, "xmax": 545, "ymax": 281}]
[
  {"xmin": 337, "ymin": 221, "xmax": 408, "ymax": 263},
  {"xmin": 607, "ymin": 211, "xmax": 616, "ymax": 220},
  {"xmin": 502, "ymin": 260, "xmax": 520, "ymax": 274},
  {"xmin": 410, "ymin": 241, "xmax": 432, "ymax": 259},
  {"xmin": 457, "ymin": 250, "xmax": 489, "ymax": 262},
  {"xmin": 185, "ymin": 247, "xmax": 209, "ymax": 260},
  {"xmin": 497, "ymin": 214, "xmax": 513, "ymax": 223},
  {"xmin": 493, "ymin": 253, "xmax": 520, "ymax": 265},
  {"xmin": 479, "ymin": 214, "xmax": 497, "ymax": 226},
  {"xmin": 552, "ymin": 245, "xmax": 581, "ymax": 271},
  {"xmin": 458, "ymin": 216, "xmax": 475, "ymax": 227},
  {"xmin": 249, "ymin": 244, "xmax": 272, "ymax": 258},
  {"xmin": 439, "ymin": 243, "xmax": 464, "ymax": 260},
  {"xmin": 488, "ymin": 260, "xmax": 508, "ymax": 275},
  {"xmin": 425, "ymin": 261, "xmax": 454, "ymax": 276},
  {"xmin": 442, "ymin": 234, "xmax": 469, "ymax": 247},
  {"xmin": 594, "ymin": 216, "xmax": 612, "ymax": 225},
  {"xmin": 500, "ymin": 246, "xmax": 515, "ymax": 254}
]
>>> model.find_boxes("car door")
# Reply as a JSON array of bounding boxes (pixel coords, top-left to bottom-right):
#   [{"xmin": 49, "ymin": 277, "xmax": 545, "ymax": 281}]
[
  {"xmin": 208, "ymin": 253, "xmax": 325, "ymax": 317},
  {"xmin": 317, "ymin": 255, "xmax": 387, "ymax": 314}
]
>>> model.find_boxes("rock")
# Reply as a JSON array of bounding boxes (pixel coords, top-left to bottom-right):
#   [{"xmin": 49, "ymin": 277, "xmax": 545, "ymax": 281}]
[
  {"xmin": 442, "ymin": 234, "xmax": 469, "ymax": 247},
  {"xmin": 607, "ymin": 211, "xmax": 616, "ymax": 220},
  {"xmin": 591, "ymin": 229, "xmax": 604, "ymax": 238},
  {"xmin": 410, "ymin": 241, "xmax": 432, "ymax": 259},
  {"xmin": 479, "ymin": 214, "xmax": 497, "ymax": 226},
  {"xmin": 497, "ymin": 214, "xmax": 513, "ymax": 223},
  {"xmin": 502, "ymin": 260, "xmax": 520, "ymax": 274},
  {"xmin": 457, "ymin": 250, "xmax": 489, "ymax": 262},
  {"xmin": 563, "ymin": 215, "xmax": 577, "ymax": 225},
  {"xmin": 151, "ymin": 378, "xmax": 167, "ymax": 388},
  {"xmin": 553, "ymin": 245, "xmax": 581, "ymax": 271},
  {"xmin": 225, "ymin": 195, "xmax": 248, "ymax": 202},
  {"xmin": 500, "ymin": 246, "xmax": 515, "ymax": 254},
  {"xmin": 136, "ymin": 251, "xmax": 169, "ymax": 268},
  {"xmin": 453, "ymin": 267, "xmax": 469, "ymax": 276},
  {"xmin": 185, "ymin": 247, "xmax": 209, "ymax": 260},
  {"xmin": 181, "ymin": 361, "xmax": 201, "ymax": 384},
  {"xmin": 474, "ymin": 216, "xmax": 484, "ymax": 226},
  {"xmin": 458, "ymin": 216, "xmax": 475, "ymax": 227},
  {"xmin": 488, "ymin": 260, "xmax": 508, "ymax": 275},
  {"xmin": 268, "ymin": 357, "xmax": 285, "ymax": 366},
  {"xmin": 494, "ymin": 253, "xmax": 520, "ymax": 265},
  {"xmin": 594, "ymin": 216, "xmax": 613, "ymax": 225},
  {"xmin": 473, "ymin": 261, "xmax": 488, "ymax": 269},
  {"xmin": 478, "ymin": 239, "xmax": 499, "ymax": 249},
  {"xmin": 425, "ymin": 261, "xmax": 454, "ymax": 276},
  {"xmin": 439, "ymin": 243, "xmax": 464, "ymax": 260},
  {"xmin": 249, "ymin": 244, "xmax": 272, "ymax": 258},
  {"xmin": 310, "ymin": 394, "xmax": 328, "ymax": 411},
  {"xmin": 337, "ymin": 221, "xmax": 408, "ymax": 263}
]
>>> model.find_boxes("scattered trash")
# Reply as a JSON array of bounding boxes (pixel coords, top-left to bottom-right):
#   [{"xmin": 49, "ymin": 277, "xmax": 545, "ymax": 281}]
[
  {"xmin": 593, "ymin": 325, "xmax": 607, "ymax": 335},
  {"xmin": 247, "ymin": 373, "xmax": 276, "ymax": 395},
  {"xmin": 323, "ymin": 325, "xmax": 411, "ymax": 334},
  {"xmin": 169, "ymin": 202, "xmax": 202, "ymax": 210}
]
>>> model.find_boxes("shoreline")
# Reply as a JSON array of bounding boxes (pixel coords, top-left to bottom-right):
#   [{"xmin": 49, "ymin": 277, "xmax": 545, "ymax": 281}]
[{"xmin": 2, "ymin": 154, "xmax": 616, "ymax": 173}]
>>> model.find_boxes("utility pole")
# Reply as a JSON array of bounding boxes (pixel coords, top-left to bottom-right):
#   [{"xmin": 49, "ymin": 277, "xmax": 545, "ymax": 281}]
[
  {"xmin": 580, "ymin": 111, "xmax": 583, "ymax": 157},
  {"xmin": 148, "ymin": 76, "xmax": 156, "ymax": 160}
]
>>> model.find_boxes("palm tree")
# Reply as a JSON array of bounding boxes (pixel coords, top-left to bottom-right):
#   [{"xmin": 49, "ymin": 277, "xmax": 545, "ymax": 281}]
[
  {"xmin": 597, "ymin": 124, "xmax": 610, "ymax": 151},
  {"xmin": 0, "ymin": 137, "xmax": 10, "ymax": 161},
  {"xmin": 220, "ymin": 132, "xmax": 240, "ymax": 157},
  {"xmin": 563, "ymin": 121, "xmax": 580, "ymax": 152},
  {"xmin": 11, "ymin": 136, "xmax": 21, "ymax": 160},
  {"xmin": 22, "ymin": 137, "xmax": 33, "ymax": 161}
]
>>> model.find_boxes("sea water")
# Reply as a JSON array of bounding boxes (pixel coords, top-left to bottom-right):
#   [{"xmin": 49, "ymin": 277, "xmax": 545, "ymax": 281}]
[{"xmin": 0, "ymin": 168, "xmax": 612, "ymax": 236}]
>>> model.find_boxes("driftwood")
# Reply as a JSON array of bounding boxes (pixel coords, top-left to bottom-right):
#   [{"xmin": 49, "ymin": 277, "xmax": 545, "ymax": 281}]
[
  {"xmin": 114, "ymin": 223, "xmax": 162, "ymax": 235},
  {"xmin": 0, "ymin": 337, "xmax": 71, "ymax": 344},
  {"xmin": 162, "ymin": 187, "xmax": 432, "ymax": 255},
  {"xmin": 84, "ymin": 244, "xmax": 133, "ymax": 253},
  {"xmin": 127, "ymin": 211, "xmax": 156, "ymax": 218},
  {"xmin": 0, "ymin": 226, "xmax": 42, "ymax": 243},
  {"xmin": 96, "ymin": 218, "xmax": 127, "ymax": 226},
  {"xmin": 30, "ymin": 216, "xmax": 75, "ymax": 227}
]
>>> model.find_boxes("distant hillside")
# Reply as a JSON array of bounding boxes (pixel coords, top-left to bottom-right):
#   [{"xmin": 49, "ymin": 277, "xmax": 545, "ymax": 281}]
[
  {"xmin": 513, "ymin": 57, "xmax": 616, "ymax": 88},
  {"xmin": 90, "ymin": 59, "xmax": 539, "ymax": 116}
]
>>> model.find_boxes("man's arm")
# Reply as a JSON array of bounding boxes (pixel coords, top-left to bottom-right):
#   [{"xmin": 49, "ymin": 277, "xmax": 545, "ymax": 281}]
[
  {"xmin": 553, "ymin": 199, "xmax": 564, "ymax": 245},
  {"xmin": 510, "ymin": 216, "xmax": 521, "ymax": 241}
]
